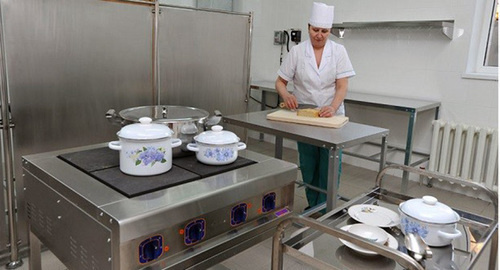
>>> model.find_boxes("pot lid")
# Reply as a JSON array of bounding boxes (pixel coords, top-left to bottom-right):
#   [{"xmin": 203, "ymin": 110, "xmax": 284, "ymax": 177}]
[
  {"xmin": 119, "ymin": 105, "xmax": 209, "ymax": 123},
  {"xmin": 118, "ymin": 117, "xmax": 173, "ymax": 140},
  {"xmin": 194, "ymin": 125, "xmax": 239, "ymax": 145},
  {"xmin": 399, "ymin": 196, "xmax": 460, "ymax": 224}
]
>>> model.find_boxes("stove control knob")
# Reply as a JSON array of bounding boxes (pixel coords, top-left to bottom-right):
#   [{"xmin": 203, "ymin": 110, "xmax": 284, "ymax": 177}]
[
  {"xmin": 138, "ymin": 235, "xmax": 163, "ymax": 264},
  {"xmin": 184, "ymin": 219, "xmax": 206, "ymax": 246},
  {"xmin": 262, "ymin": 192, "xmax": 277, "ymax": 213},
  {"xmin": 231, "ymin": 203, "xmax": 248, "ymax": 226}
]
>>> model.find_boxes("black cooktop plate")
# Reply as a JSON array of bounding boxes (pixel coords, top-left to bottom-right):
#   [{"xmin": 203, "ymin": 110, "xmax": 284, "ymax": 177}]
[
  {"xmin": 58, "ymin": 147, "xmax": 256, "ymax": 198},
  {"xmin": 90, "ymin": 165, "xmax": 200, "ymax": 197},
  {"xmin": 59, "ymin": 147, "xmax": 119, "ymax": 172},
  {"xmin": 173, "ymin": 155, "xmax": 256, "ymax": 178}
]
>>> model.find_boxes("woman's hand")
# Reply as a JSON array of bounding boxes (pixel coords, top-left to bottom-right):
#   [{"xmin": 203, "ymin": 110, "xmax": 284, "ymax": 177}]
[
  {"xmin": 282, "ymin": 93, "xmax": 298, "ymax": 109},
  {"xmin": 319, "ymin": 105, "xmax": 336, "ymax": 117}
]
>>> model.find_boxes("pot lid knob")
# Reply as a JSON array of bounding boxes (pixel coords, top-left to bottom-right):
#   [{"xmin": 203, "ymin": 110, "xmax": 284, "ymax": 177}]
[
  {"xmin": 118, "ymin": 116, "xmax": 172, "ymax": 140},
  {"xmin": 211, "ymin": 125, "xmax": 223, "ymax": 132},
  {"xmin": 422, "ymin": 196, "xmax": 437, "ymax": 205},
  {"xmin": 139, "ymin": 117, "xmax": 153, "ymax": 125}
]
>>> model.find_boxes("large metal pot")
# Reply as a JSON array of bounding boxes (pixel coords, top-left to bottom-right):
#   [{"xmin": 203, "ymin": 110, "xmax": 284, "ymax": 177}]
[
  {"xmin": 106, "ymin": 105, "xmax": 221, "ymax": 156},
  {"xmin": 399, "ymin": 196, "xmax": 461, "ymax": 247}
]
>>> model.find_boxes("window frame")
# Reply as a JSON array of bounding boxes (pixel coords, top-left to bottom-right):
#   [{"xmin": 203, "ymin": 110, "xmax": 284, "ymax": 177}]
[{"xmin": 464, "ymin": 0, "xmax": 498, "ymax": 81}]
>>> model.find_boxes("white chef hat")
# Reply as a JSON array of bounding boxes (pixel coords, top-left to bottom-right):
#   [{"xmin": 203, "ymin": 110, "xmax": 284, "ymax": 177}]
[{"xmin": 308, "ymin": 2, "xmax": 334, "ymax": 29}]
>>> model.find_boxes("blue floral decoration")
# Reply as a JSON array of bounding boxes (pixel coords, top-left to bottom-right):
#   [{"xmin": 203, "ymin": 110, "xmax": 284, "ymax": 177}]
[
  {"xmin": 203, "ymin": 147, "xmax": 234, "ymax": 162},
  {"xmin": 401, "ymin": 217, "xmax": 429, "ymax": 238},
  {"xmin": 127, "ymin": 147, "xmax": 166, "ymax": 166}
]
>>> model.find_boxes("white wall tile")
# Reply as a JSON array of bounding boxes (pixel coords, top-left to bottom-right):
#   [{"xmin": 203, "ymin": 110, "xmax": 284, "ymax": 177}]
[{"xmin": 234, "ymin": 0, "xmax": 498, "ymax": 169}]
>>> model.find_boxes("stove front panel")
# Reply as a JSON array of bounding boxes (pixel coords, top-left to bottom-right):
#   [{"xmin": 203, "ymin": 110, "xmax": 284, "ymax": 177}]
[
  {"xmin": 118, "ymin": 184, "xmax": 294, "ymax": 269},
  {"xmin": 24, "ymin": 171, "xmax": 114, "ymax": 270}
]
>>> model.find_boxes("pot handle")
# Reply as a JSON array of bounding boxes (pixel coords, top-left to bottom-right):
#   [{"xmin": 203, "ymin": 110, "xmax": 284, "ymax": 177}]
[
  {"xmin": 237, "ymin": 142, "xmax": 247, "ymax": 151},
  {"xmin": 171, "ymin": 138, "xmax": 182, "ymax": 148},
  {"xmin": 186, "ymin": 143, "xmax": 199, "ymax": 152},
  {"xmin": 108, "ymin": 141, "xmax": 121, "ymax": 151},
  {"xmin": 438, "ymin": 229, "xmax": 462, "ymax": 239}
]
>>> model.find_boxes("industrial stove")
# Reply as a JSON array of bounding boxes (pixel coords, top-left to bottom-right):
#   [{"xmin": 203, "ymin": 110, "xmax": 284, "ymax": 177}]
[{"xmin": 22, "ymin": 143, "xmax": 297, "ymax": 270}]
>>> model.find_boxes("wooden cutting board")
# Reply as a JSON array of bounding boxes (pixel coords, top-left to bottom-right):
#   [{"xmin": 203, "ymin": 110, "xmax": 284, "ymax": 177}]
[{"xmin": 266, "ymin": 110, "xmax": 349, "ymax": 128}]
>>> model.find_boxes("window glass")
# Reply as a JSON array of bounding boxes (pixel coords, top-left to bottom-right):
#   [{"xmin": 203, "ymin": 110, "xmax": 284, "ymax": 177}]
[
  {"xmin": 484, "ymin": 0, "xmax": 498, "ymax": 67},
  {"xmin": 464, "ymin": 0, "xmax": 498, "ymax": 80}
]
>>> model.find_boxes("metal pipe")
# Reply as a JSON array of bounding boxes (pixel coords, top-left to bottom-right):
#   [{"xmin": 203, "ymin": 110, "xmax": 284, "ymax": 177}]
[
  {"xmin": 153, "ymin": 0, "xmax": 160, "ymax": 104},
  {"xmin": 0, "ymin": 3, "xmax": 22, "ymax": 269}
]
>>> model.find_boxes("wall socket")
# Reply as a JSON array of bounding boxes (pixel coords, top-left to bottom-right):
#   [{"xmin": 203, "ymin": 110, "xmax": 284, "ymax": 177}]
[{"xmin": 274, "ymin": 31, "xmax": 284, "ymax": 45}]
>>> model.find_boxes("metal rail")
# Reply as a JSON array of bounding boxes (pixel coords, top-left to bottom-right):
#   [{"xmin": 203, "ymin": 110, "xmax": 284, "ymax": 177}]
[
  {"xmin": 0, "ymin": 3, "xmax": 22, "ymax": 268},
  {"xmin": 271, "ymin": 216, "xmax": 424, "ymax": 270}
]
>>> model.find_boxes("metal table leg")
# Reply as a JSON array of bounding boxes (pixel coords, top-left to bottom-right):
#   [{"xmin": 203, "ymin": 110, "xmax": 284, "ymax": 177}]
[
  {"xmin": 402, "ymin": 111, "xmax": 417, "ymax": 192},
  {"xmin": 488, "ymin": 227, "xmax": 498, "ymax": 270},
  {"xmin": 379, "ymin": 135, "xmax": 388, "ymax": 172},
  {"xmin": 274, "ymin": 136, "xmax": 283, "ymax": 159},
  {"xmin": 326, "ymin": 147, "xmax": 340, "ymax": 211},
  {"xmin": 259, "ymin": 91, "xmax": 266, "ymax": 141},
  {"xmin": 28, "ymin": 227, "xmax": 41, "ymax": 270}
]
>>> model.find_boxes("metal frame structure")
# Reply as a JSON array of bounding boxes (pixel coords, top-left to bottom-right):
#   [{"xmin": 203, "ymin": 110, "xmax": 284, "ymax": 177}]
[{"xmin": 271, "ymin": 164, "xmax": 498, "ymax": 270}]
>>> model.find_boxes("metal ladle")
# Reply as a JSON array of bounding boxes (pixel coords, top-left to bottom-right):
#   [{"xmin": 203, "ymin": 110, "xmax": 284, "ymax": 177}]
[{"xmin": 405, "ymin": 232, "xmax": 433, "ymax": 261}]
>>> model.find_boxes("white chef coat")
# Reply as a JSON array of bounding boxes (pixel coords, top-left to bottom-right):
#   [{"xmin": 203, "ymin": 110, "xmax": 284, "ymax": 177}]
[{"xmin": 277, "ymin": 39, "xmax": 355, "ymax": 116}]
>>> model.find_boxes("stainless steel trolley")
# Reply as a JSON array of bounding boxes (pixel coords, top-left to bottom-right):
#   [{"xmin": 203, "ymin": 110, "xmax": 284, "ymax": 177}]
[{"xmin": 271, "ymin": 165, "xmax": 498, "ymax": 270}]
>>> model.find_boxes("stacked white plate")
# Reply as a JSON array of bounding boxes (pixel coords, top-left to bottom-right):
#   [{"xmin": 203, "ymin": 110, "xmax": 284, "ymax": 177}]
[{"xmin": 340, "ymin": 204, "xmax": 400, "ymax": 255}]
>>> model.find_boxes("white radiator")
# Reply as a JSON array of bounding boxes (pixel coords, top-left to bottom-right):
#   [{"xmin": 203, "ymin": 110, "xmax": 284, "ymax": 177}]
[{"xmin": 428, "ymin": 120, "xmax": 498, "ymax": 191}]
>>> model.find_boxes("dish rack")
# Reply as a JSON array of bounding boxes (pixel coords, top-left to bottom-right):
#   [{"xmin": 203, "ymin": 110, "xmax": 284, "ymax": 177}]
[{"xmin": 271, "ymin": 164, "xmax": 498, "ymax": 270}]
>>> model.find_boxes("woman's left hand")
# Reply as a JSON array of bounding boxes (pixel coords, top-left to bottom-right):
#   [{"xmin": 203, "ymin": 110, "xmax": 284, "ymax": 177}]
[{"xmin": 319, "ymin": 106, "xmax": 336, "ymax": 117}]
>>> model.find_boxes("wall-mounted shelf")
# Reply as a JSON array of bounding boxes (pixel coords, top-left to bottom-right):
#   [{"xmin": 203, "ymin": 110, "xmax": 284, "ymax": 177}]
[{"xmin": 331, "ymin": 19, "xmax": 462, "ymax": 40}]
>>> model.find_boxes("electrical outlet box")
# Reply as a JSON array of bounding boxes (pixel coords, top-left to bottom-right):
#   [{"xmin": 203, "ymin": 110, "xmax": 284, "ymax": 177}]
[
  {"xmin": 291, "ymin": 30, "xmax": 301, "ymax": 43},
  {"xmin": 274, "ymin": 31, "xmax": 284, "ymax": 45}
]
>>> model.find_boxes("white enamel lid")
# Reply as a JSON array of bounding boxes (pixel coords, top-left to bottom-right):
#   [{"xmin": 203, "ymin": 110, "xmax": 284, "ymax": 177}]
[
  {"xmin": 118, "ymin": 117, "xmax": 173, "ymax": 140},
  {"xmin": 194, "ymin": 125, "xmax": 239, "ymax": 145},
  {"xmin": 399, "ymin": 196, "xmax": 460, "ymax": 224}
]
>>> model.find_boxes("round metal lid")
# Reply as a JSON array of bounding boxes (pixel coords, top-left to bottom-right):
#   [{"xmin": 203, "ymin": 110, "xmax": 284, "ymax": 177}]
[
  {"xmin": 118, "ymin": 117, "xmax": 173, "ymax": 140},
  {"xmin": 119, "ymin": 105, "xmax": 209, "ymax": 123},
  {"xmin": 194, "ymin": 125, "xmax": 240, "ymax": 145},
  {"xmin": 399, "ymin": 196, "xmax": 460, "ymax": 224}
]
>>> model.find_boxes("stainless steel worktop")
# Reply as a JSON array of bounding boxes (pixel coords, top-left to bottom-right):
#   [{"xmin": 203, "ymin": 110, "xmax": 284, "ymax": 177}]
[{"xmin": 223, "ymin": 110, "xmax": 389, "ymax": 212}]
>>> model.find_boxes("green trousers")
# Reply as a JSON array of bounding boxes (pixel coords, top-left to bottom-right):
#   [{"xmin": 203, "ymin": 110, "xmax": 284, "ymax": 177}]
[{"xmin": 297, "ymin": 142, "xmax": 342, "ymax": 209}]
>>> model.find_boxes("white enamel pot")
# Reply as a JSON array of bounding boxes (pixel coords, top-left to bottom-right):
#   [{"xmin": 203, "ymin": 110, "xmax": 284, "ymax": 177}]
[
  {"xmin": 186, "ymin": 125, "xmax": 246, "ymax": 165},
  {"xmin": 108, "ymin": 117, "xmax": 181, "ymax": 176},
  {"xmin": 399, "ymin": 196, "xmax": 461, "ymax": 247}
]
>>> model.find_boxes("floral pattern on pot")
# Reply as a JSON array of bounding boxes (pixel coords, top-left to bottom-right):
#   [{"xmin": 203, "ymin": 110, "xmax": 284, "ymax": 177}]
[
  {"xmin": 401, "ymin": 217, "xmax": 429, "ymax": 238},
  {"xmin": 203, "ymin": 147, "xmax": 234, "ymax": 162},
  {"xmin": 127, "ymin": 147, "xmax": 167, "ymax": 166}
]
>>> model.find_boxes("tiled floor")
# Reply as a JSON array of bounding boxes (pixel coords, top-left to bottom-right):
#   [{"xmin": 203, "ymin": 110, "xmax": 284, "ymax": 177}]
[{"xmin": 7, "ymin": 138, "xmax": 496, "ymax": 270}]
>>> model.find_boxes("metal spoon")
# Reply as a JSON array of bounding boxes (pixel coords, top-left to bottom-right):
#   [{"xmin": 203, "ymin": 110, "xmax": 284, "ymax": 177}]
[{"xmin": 405, "ymin": 232, "xmax": 433, "ymax": 261}]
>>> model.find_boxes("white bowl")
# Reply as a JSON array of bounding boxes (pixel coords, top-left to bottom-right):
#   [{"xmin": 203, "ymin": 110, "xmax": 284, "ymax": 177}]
[{"xmin": 348, "ymin": 223, "xmax": 388, "ymax": 245}]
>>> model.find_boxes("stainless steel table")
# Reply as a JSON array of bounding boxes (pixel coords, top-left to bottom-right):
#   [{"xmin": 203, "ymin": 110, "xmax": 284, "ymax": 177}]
[
  {"xmin": 344, "ymin": 91, "xmax": 440, "ymax": 191},
  {"xmin": 250, "ymin": 80, "xmax": 441, "ymax": 192},
  {"xmin": 223, "ymin": 110, "xmax": 389, "ymax": 211}
]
